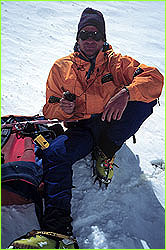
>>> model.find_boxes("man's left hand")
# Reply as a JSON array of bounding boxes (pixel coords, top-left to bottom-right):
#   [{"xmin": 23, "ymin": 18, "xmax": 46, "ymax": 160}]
[{"xmin": 101, "ymin": 88, "xmax": 129, "ymax": 122}]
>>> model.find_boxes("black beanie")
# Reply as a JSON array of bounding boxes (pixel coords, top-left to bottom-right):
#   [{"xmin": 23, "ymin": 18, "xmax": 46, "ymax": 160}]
[{"xmin": 76, "ymin": 8, "xmax": 106, "ymax": 41}]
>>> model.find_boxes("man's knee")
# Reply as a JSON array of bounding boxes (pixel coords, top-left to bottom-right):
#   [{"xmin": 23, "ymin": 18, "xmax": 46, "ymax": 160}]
[
  {"xmin": 96, "ymin": 100, "xmax": 157, "ymax": 151},
  {"xmin": 42, "ymin": 135, "xmax": 69, "ymax": 164},
  {"xmin": 42, "ymin": 128, "xmax": 93, "ymax": 165},
  {"xmin": 110, "ymin": 100, "xmax": 157, "ymax": 145}
]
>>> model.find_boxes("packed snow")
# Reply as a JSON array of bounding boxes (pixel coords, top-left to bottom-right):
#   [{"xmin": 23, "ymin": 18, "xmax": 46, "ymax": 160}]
[{"xmin": 1, "ymin": 1, "xmax": 165, "ymax": 249}]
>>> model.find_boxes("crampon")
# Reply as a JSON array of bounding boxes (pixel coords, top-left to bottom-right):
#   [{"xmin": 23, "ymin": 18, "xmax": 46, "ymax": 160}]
[{"xmin": 92, "ymin": 146, "xmax": 119, "ymax": 188}]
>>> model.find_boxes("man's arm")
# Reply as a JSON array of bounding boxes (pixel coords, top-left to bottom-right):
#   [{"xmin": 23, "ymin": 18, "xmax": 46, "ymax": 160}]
[
  {"xmin": 102, "ymin": 55, "xmax": 164, "ymax": 122},
  {"xmin": 43, "ymin": 64, "xmax": 75, "ymax": 120}
]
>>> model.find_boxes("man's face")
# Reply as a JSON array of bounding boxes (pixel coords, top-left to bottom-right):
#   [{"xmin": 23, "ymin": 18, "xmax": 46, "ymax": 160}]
[{"xmin": 77, "ymin": 26, "xmax": 104, "ymax": 58}]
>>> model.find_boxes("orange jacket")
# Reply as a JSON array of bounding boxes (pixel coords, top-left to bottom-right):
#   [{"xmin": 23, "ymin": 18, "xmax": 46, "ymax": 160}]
[{"xmin": 43, "ymin": 45, "xmax": 164, "ymax": 121}]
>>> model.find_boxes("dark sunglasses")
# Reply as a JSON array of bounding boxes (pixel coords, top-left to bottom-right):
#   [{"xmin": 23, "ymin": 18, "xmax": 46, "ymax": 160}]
[{"xmin": 79, "ymin": 30, "xmax": 103, "ymax": 41}]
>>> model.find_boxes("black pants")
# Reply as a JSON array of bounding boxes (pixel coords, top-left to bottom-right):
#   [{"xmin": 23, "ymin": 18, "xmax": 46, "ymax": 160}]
[{"xmin": 41, "ymin": 100, "xmax": 157, "ymax": 233}]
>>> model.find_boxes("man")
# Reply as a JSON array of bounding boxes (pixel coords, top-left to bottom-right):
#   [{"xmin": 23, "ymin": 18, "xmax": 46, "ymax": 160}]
[{"xmin": 9, "ymin": 7, "xmax": 163, "ymax": 249}]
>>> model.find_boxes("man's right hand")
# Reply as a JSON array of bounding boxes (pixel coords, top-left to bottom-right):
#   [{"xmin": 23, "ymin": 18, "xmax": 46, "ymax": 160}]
[{"xmin": 60, "ymin": 98, "xmax": 76, "ymax": 114}]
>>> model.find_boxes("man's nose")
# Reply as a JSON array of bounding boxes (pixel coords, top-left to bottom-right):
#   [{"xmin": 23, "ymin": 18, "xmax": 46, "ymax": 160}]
[{"xmin": 87, "ymin": 37, "xmax": 94, "ymax": 42}]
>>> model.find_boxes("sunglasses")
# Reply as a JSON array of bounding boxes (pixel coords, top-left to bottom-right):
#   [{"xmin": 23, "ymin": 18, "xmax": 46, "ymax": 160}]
[{"xmin": 79, "ymin": 30, "xmax": 103, "ymax": 41}]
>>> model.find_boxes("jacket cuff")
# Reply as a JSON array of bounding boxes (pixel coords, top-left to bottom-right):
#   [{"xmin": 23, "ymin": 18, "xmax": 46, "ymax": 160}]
[{"xmin": 127, "ymin": 85, "xmax": 138, "ymax": 101}]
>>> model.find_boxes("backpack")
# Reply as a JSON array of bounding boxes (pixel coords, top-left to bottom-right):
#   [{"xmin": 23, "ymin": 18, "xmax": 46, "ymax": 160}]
[{"xmin": 1, "ymin": 115, "xmax": 64, "ymax": 226}]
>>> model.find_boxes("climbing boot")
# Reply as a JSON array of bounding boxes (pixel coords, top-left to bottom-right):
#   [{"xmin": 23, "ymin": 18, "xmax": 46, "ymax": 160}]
[
  {"xmin": 92, "ymin": 146, "xmax": 119, "ymax": 188},
  {"xmin": 7, "ymin": 230, "xmax": 79, "ymax": 249}
]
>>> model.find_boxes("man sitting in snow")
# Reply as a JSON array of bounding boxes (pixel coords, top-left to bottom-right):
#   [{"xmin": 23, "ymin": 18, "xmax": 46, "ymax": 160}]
[{"xmin": 9, "ymin": 7, "xmax": 164, "ymax": 249}]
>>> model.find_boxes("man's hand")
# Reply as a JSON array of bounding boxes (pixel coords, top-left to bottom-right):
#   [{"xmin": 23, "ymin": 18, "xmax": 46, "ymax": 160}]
[
  {"xmin": 102, "ymin": 88, "xmax": 129, "ymax": 122},
  {"xmin": 60, "ymin": 98, "xmax": 76, "ymax": 114}
]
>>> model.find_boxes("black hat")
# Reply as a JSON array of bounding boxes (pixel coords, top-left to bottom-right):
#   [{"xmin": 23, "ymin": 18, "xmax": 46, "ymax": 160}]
[{"xmin": 76, "ymin": 8, "xmax": 106, "ymax": 41}]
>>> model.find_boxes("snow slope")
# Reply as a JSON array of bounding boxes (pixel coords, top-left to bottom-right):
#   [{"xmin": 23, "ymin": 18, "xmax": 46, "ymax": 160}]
[{"xmin": 1, "ymin": 1, "xmax": 165, "ymax": 249}]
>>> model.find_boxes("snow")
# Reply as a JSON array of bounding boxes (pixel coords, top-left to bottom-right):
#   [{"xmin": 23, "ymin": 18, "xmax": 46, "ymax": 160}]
[{"xmin": 1, "ymin": 1, "xmax": 165, "ymax": 249}]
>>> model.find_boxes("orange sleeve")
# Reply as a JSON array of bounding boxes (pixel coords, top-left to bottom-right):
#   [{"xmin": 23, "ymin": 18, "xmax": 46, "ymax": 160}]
[
  {"xmin": 127, "ymin": 64, "xmax": 164, "ymax": 102},
  {"xmin": 43, "ymin": 63, "xmax": 74, "ymax": 120},
  {"xmin": 118, "ymin": 55, "xmax": 164, "ymax": 102}
]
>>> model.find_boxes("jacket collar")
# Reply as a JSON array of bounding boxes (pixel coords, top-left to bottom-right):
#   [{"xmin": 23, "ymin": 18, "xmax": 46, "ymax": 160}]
[{"xmin": 72, "ymin": 43, "xmax": 114, "ymax": 67}]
